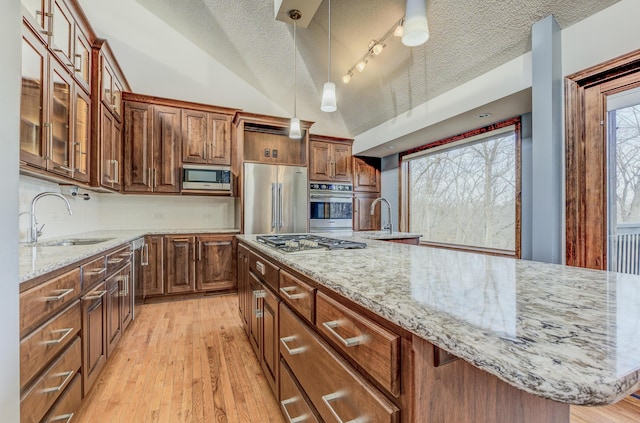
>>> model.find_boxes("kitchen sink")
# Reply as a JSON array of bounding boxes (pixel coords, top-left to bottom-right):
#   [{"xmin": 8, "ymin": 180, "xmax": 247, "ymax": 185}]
[{"xmin": 38, "ymin": 237, "xmax": 115, "ymax": 247}]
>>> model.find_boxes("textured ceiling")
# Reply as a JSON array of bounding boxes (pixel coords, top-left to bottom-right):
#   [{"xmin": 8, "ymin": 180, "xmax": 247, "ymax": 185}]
[{"xmin": 132, "ymin": 0, "xmax": 618, "ymax": 139}]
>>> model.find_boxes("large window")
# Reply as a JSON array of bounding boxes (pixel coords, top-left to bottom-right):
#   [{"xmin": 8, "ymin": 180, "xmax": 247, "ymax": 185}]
[{"xmin": 402, "ymin": 119, "xmax": 521, "ymax": 256}]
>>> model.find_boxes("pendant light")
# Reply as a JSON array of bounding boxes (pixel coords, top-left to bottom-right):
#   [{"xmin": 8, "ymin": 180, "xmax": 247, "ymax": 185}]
[
  {"xmin": 320, "ymin": 0, "xmax": 337, "ymax": 112},
  {"xmin": 402, "ymin": 0, "xmax": 429, "ymax": 47},
  {"xmin": 289, "ymin": 9, "xmax": 302, "ymax": 139}
]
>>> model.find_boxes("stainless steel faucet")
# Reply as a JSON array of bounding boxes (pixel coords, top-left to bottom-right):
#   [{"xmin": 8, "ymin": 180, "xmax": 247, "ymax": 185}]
[
  {"xmin": 27, "ymin": 192, "xmax": 73, "ymax": 243},
  {"xmin": 370, "ymin": 197, "xmax": 393, "ymax": 234}
]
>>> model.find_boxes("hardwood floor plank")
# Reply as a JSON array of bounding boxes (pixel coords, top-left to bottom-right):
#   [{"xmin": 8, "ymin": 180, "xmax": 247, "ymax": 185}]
[{"xmin": 571, "ymin": 396, "xmax": 640, "ymax": 423}]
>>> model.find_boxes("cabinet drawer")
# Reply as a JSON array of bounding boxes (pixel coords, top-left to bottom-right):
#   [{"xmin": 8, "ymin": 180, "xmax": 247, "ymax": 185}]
[
  {"xmin": 43, "ymin": 373, "xmax": 82, "ymax": 423},
  {"xmin": 106, "ymin": 244, "xmax": 131, "ymax": 275},
  {"xmin": 20, "ymin": 336, "xmax": 81, "ymax": 423},
  {"xmin": 280, "ymin": 304, "xmax": 399, "ymax": 423},
  {"xmin": 20, "ymin": 267, "xmax": 81, "ymax": 336},
  {"xmin": 20, "ymin": 301, "xmax": 82, "ymax": 389},
  {"xmin": 279, "ymin": 270, "xmax": 315, "ymax": 324},
  {"xmin": 316, "ymin": 292, "xmax": 400, "ymax": 396},
  {"xmin": 280, "ymin": 359, "xmax": 321, "ymax": 423},
  {"xmin": 82, "ymin": 255, "xmax": 107, "ymax": 287},
  {"xmin": 249, "ymin": 251, "xmax": 279, "ymax": 291}
]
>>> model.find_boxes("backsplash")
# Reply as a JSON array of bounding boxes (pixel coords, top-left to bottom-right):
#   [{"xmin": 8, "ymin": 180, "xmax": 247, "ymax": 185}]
[{"xmin": 19, "ymin": 175, "xmax": 237, "ymax": 242}]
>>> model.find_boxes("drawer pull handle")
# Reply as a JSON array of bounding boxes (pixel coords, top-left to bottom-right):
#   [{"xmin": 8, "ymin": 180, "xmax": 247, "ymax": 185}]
[
  {"xmin": 280, "ymin": 286, "xmax": 306, "ymax": 300},
  {"xmin": 44, "ymin": 328, "xmax": 74, "ymax": 345},
  {"xmin": 84, "ymin": 268, "xmax": 107, "ymax": 276},
  {"xmin": 322, "ymin": 321, "xmax": 369, "ymax": 348},
  {"xmin": 322, "ymin": 391, "xmax": 366, "ymax": 423},
  {"xmin": 280, "ymin": 336, "xmax": 306, "ymax": 355},
  {"xmin": 281, "ymin": 397, "xmax": 309, "ymax": 423},
  {"xmin": 49, "ymin": 413, "xmax": 74, "ymax": 423},
  {"xmin": 256, "ymin": 261, "xmax": 266, "ymax": 275},
  {"xmin": 107, "ymin": 257, "xmax": 124, "ymax": 264},
  {"xmin": 254, "ymin": 308, "xmax": 263, "ymax": 319},
  {"xmin": 45, "ymin": 288, "xmax": 74, "ymax": 302},
  {"xmin": 254, "ymin": 290, "xmax": 266, "ymax": 299},
  {"xmin": 40, "ymin": 370, "xmax": 75, "ymax": 394},
  {"xmin": 84, "ymin": 290, "xmax": 107, "ymax": 301}
]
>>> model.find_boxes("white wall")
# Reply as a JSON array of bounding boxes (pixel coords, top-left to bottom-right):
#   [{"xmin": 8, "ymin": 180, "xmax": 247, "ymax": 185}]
[{"xmin": 0, "ymin": 0, "xmax": 21, "ymax": 419}]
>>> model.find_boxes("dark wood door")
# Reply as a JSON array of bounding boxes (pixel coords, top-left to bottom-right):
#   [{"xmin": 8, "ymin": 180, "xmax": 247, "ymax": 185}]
[
  {"xmin": 112, "ymin": 119, "xmax": 122, "ymax": 191},
  {"xmin": 182, "ymin": 109, "xmax": 208, "ymax": 164},
  {"xmin": 120, "ymin": 263, "xmax": 133, "ymax": 331},
  {"xmin": 165, "ymin": 236, "xmax": 195, "ymax": 294},
  {"xmin": 100, "ymin": 106, "xmax": 114, "ymax": 188},
  {"xmin": 123, "ymin": 101, "xmax": 153, "ymax": 192},
  {"xmin": 72, "ymin": 87, "xmax": 91, "ymax": 183},
  {"xmin": 208, "ymin": 114, "xmax": 231, "ymax": 165},
  {"xmin": 332, "ymin": 143, "xmax": 353, "ymax": 182},
  {"xmin": 354, "ymin": 193, "xmax": 381, "ymax": 231},
  {"xmin": 153, "ymin": 105, "xmax": 181, "ymax": 193},
  {"xmin": 82, "ymin": 282, "xmax": 107, "ymax": 396},
  {"xmin": 196, "ymin": 235, "xmax": 234, "ymax": 292},
  {"xmin": 105, "ymin": 271, "xmax": 122, "ymax": 357},
  {"xmin": 261, "ymin": 286, "xmax": 279, "ymax": 398},
  {"xmin": 353, "ymin": 156, "xmax": 381, "ymax": 192},
  {"xmin": 142, "ymin": 236, "xmax": 164, "ymax": 297},
  {"xmin": 248, "ymin": 272, "xmax": 262, "ymax": 358},
  {"xmin": 47, "ymin": 58, "xmax": 75, "ymax": 179},
  {"xmin": 309, "ymin": 141, "xmax": 331, "ymax": 181}
]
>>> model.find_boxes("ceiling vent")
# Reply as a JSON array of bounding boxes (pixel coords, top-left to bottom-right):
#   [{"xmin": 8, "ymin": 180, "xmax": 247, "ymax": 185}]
[{"xmin": 274, "ymin": 0, "xmax": 322, "ymax": 28}]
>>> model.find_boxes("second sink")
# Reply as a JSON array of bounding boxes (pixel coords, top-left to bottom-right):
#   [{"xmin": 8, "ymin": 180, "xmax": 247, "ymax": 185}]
[{"xmin": 39, "ymin": 237, "xmax": 115, "ymax": 247}]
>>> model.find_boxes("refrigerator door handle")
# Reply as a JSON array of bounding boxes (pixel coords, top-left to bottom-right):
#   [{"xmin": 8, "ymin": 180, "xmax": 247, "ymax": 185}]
[
  {"xmin": 278, "ymin": 183, "xmax": 284, "ymax": 228},
  {"xmin": 271, "ymin": 183, "xmax": 277, "ymax": 229}
]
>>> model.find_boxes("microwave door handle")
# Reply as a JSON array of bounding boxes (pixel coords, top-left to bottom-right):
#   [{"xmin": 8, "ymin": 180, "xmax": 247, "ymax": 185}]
[
  {"xmin": 271, "ymin": 183, "xmax": 277, "ymax": 229},
  {"xmin": 278, "ymin": 183, "xmax": 284, "ymax": 228}
]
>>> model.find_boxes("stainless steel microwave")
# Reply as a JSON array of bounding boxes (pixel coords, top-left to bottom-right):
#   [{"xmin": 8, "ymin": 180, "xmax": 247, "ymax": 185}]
[{"xmin": 182, "ymin": 164, "xmax": 231, "ymax": 191}]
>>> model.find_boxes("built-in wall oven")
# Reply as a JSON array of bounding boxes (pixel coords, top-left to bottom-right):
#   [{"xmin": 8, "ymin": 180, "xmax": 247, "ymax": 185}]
[{"xmin": 309, "ymin": 182, "xmax": 353, "ymax": 232}]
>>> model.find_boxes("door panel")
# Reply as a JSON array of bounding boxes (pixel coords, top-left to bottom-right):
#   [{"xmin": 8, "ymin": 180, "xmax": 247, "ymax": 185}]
[
  {"xmin": 182, "ymin": 109, "xmax": 208, "ymax": 164},
  {"xmin": 208, "ymin": 115, "xmax": 231, "ymax": 165},
  {"xmin": 153, "ymin": 106, "xmax": 181, "ymax": 193},
  {"xmin": 244, "ymin": 163, "xmax": 278, "ymax": 234},
  {"xmin": 196, "ymin": 236, "xmax": 234, "ymax": 291},
  {"xmin": 165, "ymin": 237, "xmax": 194, "ymax": 294},
  {"xmin": 278, "ymin": 165, "xmax": 308, "ymax": 233},
  {"xmin": 123, "ymin": 101, "xmax": 153, "ymax": 192}
]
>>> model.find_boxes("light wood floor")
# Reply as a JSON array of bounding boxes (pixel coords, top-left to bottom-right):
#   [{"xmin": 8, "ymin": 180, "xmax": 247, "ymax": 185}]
[{"xmin": 74, "ymin": 294, "xmax": 639, "ymax": 423}]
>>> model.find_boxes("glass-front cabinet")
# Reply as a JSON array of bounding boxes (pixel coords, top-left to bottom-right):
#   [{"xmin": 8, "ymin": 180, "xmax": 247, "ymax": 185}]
[
  {"xmin": 74, "ymin": 89, "xmax": 90, "ymax": 182},
  {"xmin": 50, "ymin": 0, "xmax": 74, "ymax": 69},
  {"xmin": 21, "ymin": 0, "xmax": 51, "ymax": 41}
]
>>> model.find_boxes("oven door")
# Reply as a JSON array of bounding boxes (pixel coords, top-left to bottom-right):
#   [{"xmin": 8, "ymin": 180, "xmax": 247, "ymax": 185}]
[{"xmin": 309, "ymin": 194, "xmax": 353, "ymax": 232}]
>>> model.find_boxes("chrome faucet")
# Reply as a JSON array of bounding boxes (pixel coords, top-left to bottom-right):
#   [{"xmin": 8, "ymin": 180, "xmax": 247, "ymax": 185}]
[
  {"xmin": 27, "ymin": 192, "xmax": 73, "ymax": 243},
  {"xmin": 370, "ymin": 197, "xmax": 393, "ymax": 234}
]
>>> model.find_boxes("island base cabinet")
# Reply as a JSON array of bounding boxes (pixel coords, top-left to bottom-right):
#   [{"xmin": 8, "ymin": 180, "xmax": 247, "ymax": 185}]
[
  {"xmin": 279, "ymin": 359, "xmax": 321, "ymax": 423},
  {"xmin": 42, "ymin": 373, "xmax": 82, "ymax": 423},
  {"xmin": 280, "ymin": 303, "xmax": 400, "ymax": 423},
  {"xmin": 411, "ymin": 334, "xmax": 570, "ymax": 423},
  {"xmin": 82, "ymin": 282, "xmax": 107, "ymax": 396}
]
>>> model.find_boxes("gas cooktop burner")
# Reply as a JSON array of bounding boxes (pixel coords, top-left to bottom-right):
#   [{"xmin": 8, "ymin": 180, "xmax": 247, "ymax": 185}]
[{"xmin": 256, "ymin": 234, "xmax": 366, "ymax": 253}]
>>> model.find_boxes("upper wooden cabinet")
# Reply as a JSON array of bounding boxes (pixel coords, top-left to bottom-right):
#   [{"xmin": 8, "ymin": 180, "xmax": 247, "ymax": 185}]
[
  {"xmin": 309, "ymin": 135, "xmax": 353, "ymax": 183},
  {"xmin": 353, "ymin": 156, "xmax": 381, "ymax": 192},
  {"xmin": 182, "ymin": 110, "xmax": 232, "ymax": 166}
]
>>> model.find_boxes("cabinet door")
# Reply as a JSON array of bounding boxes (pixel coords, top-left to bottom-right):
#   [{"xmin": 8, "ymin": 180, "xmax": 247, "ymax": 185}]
[
  {"xmin": 72, "ymin": 87, "xmax": 90, "ymax": 183},
  {"xmin": 309, "ymin": 141, "xmax": 331, "ymax": 181},
  {"xmin": 48, "ymin": 59, "xmax": 74, "ymax": 177},
  {"xmin": 120, "ymin": 263, "xmax": 133, "ymax": 331},
  {"xmin": 101, "ymin": 57, "xmax": 113, "ymax": 110},
  {"xmin": 21, "ymin": 0, "xmax": 50, "ymax": 39},
  {"xmin": 182, "ymin": 109, "xmax": 208, "ymax": 164},
  {"xmin": 331, "ymin": 143, "xmax": 353, "ymax": 182},
  {"xmin": 153, "ymin": 105, "xmax": 181, "ymax": 193},
  {"xmin": 208, "ymin": 114, "xmax": 231, "ymax": 165},
  {"xmin": 238, "ymin": 245, "xmax": 251, "ymax": 332},
  {"xmin": 82, "ymin": 282, "xmax": 107, "ymax": 396},
  {"xmin": 112, "ymin": 119, "xmax": 122, "ymax": 191},
  {"xmin": 353, "ymin": 156, "xmax": 381, "ymax": 192},
  {"xmin": 353, "ymin": 193, "xmax": 381, "ymax": 231},
  {"xmin": 165, "ymin": 236, "xmax": 195, "ymax": 294},
  {"xmin": 142, "ymin": 236, "xmax": 164, "ymax": 297},
  {"xmin": 196, "ymin": 236, "xmax": 234, "ymax": 292},
  {"xmin": 50, "ymin": 0, "xmax": 74, "ymax": 69},
  {"xmin": 248, "ymin": 272, "xmax": 262, "ymax": 358},
  {"xmin": 123, "ymin": 101, "xmax": 153, "ymax": 192},
  {"xmin": 261, "ymin": 286, "xmax": 279, "ymax": 398},
  {"xmin": 105, "ymin": 271, "xmax": 122, "ymax": 357},
  {"xmin": 20, "ymin": 26, "xmax": 48, "ymax": 169},
  {"xmin": 100, "ymin": 106, "xmax": 116, "ymax": 188},
  {"xmin": 73, "ymin": 24, "xmax": 91, "ymax": 92}
]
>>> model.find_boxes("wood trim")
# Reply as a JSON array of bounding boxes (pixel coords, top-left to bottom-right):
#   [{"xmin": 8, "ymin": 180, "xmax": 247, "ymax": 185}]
[
  {"xmin": 121, "ymin": 92, "xmax": 239, "ymax": 116},
  {"xmin": 308, "ymin": 134, "xmax": 354, "ymax": 145},
  {"xmin": 232, "ymin": 111, "xmax": 314, "ymax": 130},
  {"xmin": 565, "ymin": 49, "xmax": 640, "ymax": 269},
  {"xmin": 92, "ymin": 39, "xmax": 130, "ymax": 92}
]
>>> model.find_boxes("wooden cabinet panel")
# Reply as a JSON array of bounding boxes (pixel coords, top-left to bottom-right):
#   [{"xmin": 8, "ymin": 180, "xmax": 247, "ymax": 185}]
[
  {"xmin": 165, "ymin": 236, "xmax": 195, "ymax": 294},
  {"xmin": 316, "ymin": 292, "xmax": 400, "ymax": 396},
  {"xmin": 248, "ymin": 272, "xmax": 262, "ymax": 358},
  {"xmin": 309, "ymin": 141, "xmax": 331, "ymax": 181},
  {"xmin": 142, "ymin": 236, "xmax": 164, "ymax": 297},
  {"xmin": 353, "ymin": 156, "xmax": 381, "ymax": 192},
  {"xmin": 354, "ymin": 193, "xmax": 381, "ymax": 231},
  {"xmin": 279, "ymin": 360, "xmax": 321, "ymax": 423},
  {"xmin": 153, "ymin": 105, "xmax": 181, "ymax": 193},
  {"xmin": 182, "ymin": 109, "xmax": 208, "ymax": 164},
  {"xmin": 123, "ymin": 101, "xmax": 153, "ymax": 192},
  {"xmin": 105, "ymin": 271, "xmax": 122, "ymax": 357},
  {"xmin": 280, "ymin": 303, "xmax": 399, "ymax": 423},
  {"xmin": 42, "ymin": 373, "xmax": 82, "ymax": 423},
  {"xmin": 100, "ymin": 104, "xmax": 122, "ymax": 190},
  {"xmin": 208, "ymin": 114, "xmax": 231, "ymax": 165},
  {"xmin": 261, "ymin": 285, "xmax": 279, "ymax": 398},
  {"xmin": 48, "ymin": 59, "xmax": 74, "ymax": 178},
  {"xmin": 73, "ymin": 87, "xmax": 91, "ymax": 183},
  {"xmin": 332, "ymin": 143, "xmax": 352, "ymax": 182},
  {"xmin": 196, "ymin": 235, "xmax": 235, "ymax": 291},
  {"xmin": 82, "ymin": 281, "xmax": 107, "ymax": 396},
  {"xmin": 237, "ymin": 245, "xmax": 251, "ymax": 333},
  {"xmin": 20, "ymin": 301, "xmax": 81, "ymax": 389},
  {"xmin": 279, "ymin": 269, "xmax": 315, "ymax": 324},
  {"xmin": 20, "ymin": 336, "xmax": 81, "ymax": 423},
  {"xmin": 20, "ymin": 267, "xmax": 81, "ymax": 337},
  {"xmin": 120, "ymin": 263, "xmax": 133, "ymax": 331},
  {"xmin": 249, "ymin": 250, "xmax": 279, "ymax": 292}
]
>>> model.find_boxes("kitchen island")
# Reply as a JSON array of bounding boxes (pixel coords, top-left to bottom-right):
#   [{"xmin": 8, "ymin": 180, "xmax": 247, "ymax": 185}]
[{"xmin": 237, "ymin": 233, "xmax": 640, "ymax": 421}]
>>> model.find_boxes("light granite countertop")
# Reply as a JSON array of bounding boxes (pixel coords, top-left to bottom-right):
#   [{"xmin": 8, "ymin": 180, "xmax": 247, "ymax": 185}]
[
  {"xmin": 19, "ymin": 229, "xmax": 239, "ymax": 283},
  {"xmin": 236, "ymin": 233, "xmax": 640, "ymax": 406},
  {"xmin": 357, "ymin": 231, "xmax": 422, "ymax": 240}
]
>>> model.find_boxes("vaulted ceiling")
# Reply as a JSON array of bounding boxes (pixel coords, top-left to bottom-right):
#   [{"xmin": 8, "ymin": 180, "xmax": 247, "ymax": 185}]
[{"xmin": 84, "ymin": 0, "xmax": 619, "ymax": 141}]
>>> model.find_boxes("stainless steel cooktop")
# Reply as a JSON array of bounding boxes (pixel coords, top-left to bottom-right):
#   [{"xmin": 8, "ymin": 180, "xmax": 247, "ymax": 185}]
[{"xmin": 256, "ymin": 234, "xmax": 366, "ymax": 253}]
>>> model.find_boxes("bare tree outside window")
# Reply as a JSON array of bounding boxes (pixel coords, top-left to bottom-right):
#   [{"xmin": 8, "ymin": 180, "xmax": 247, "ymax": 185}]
[
  {"xmin": 408, "ymin": 132, "xmax": 517, "ymax": 252},
  {"xmin": 614, "ymin": 105, "xmax": 640, "ymax": 223}
]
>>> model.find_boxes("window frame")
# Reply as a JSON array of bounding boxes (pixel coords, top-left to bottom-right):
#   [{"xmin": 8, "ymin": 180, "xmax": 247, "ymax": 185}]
[{"xmin": 400, "ymin": 117, "xmax": 522, "ymax": 258}]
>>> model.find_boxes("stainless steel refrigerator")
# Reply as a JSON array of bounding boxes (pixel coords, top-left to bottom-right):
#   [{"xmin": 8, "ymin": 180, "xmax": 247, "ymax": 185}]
[{"xmin": 243, "ymin": 163, "xmax": 308, "ymax": 234}]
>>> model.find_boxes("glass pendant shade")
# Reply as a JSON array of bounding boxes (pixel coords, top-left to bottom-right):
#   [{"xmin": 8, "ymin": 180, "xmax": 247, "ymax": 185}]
[
  {"xmin": 289, "ymin": 117, "xmax": 302, "ymax": 139},
  {"xmin": 321, "ymin": 82, "xmax": 337, "ymax": 112},
  {"xmin": 402, "ymin": 0, "xmax": 429, "ymax": 47}
]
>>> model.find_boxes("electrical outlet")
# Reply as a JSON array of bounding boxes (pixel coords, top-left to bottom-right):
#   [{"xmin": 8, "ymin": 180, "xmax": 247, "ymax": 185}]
[
  {"xmin": 264, "ymin": 148, "xmax": 270, "ymax": 157},
  {"xmin": 272, "ymin": 149, "xmax": 278, "ymax": 158}
]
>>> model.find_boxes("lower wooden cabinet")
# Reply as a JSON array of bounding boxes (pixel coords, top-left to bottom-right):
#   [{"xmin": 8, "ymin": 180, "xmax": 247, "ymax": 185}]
[
  {"xmin": 106, "ymin": 270, "xmax": 123, "ymax": 357},
  {"xmin": 196, "ymin": 235, "xmax": 235, "ymax": 291},
  {"xmin": 260, "ymin": 284, "xmax": 280, "ymax": 397},
  {"xmin": 43, "ymin": 372, "xmax": 82, "ymax": 423},
  {"xmin": 279, "ymin": 359, "xmax": 321, "ymax": 423},
  {"xmin": 165, "ymin": 236, "xmax": 195, "ymax": 294},
  {"xmin": 237, "ymin": 244, "xmax": 251, "ymax": 333},
  {"xmin": 121, "ymin": 263, "xmax": 133, "ymax": 331},
  {"xmin": 142, "ymin": 235, "xmax": 165, "ymax": 297},
  {"xmin": 82, "ymin": 281, "xmax": 107, "ymax": 396},
  {"xmin": 354, "ymin": 193, "xmax": 382, "ymax": 231}
]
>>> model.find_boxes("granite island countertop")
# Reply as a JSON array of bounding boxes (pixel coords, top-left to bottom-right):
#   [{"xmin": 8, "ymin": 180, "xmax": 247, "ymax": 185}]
[
  {"xmin": 19, "ymin": 228, "xmax": 239, "ymax": 284},
  {"xmin": 357, "ymin": 230, "xmax": 422, "ymax": 240},
  {"xmin": 236, "ymin": 233, "xmax": 640, "ymax": 406}
]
